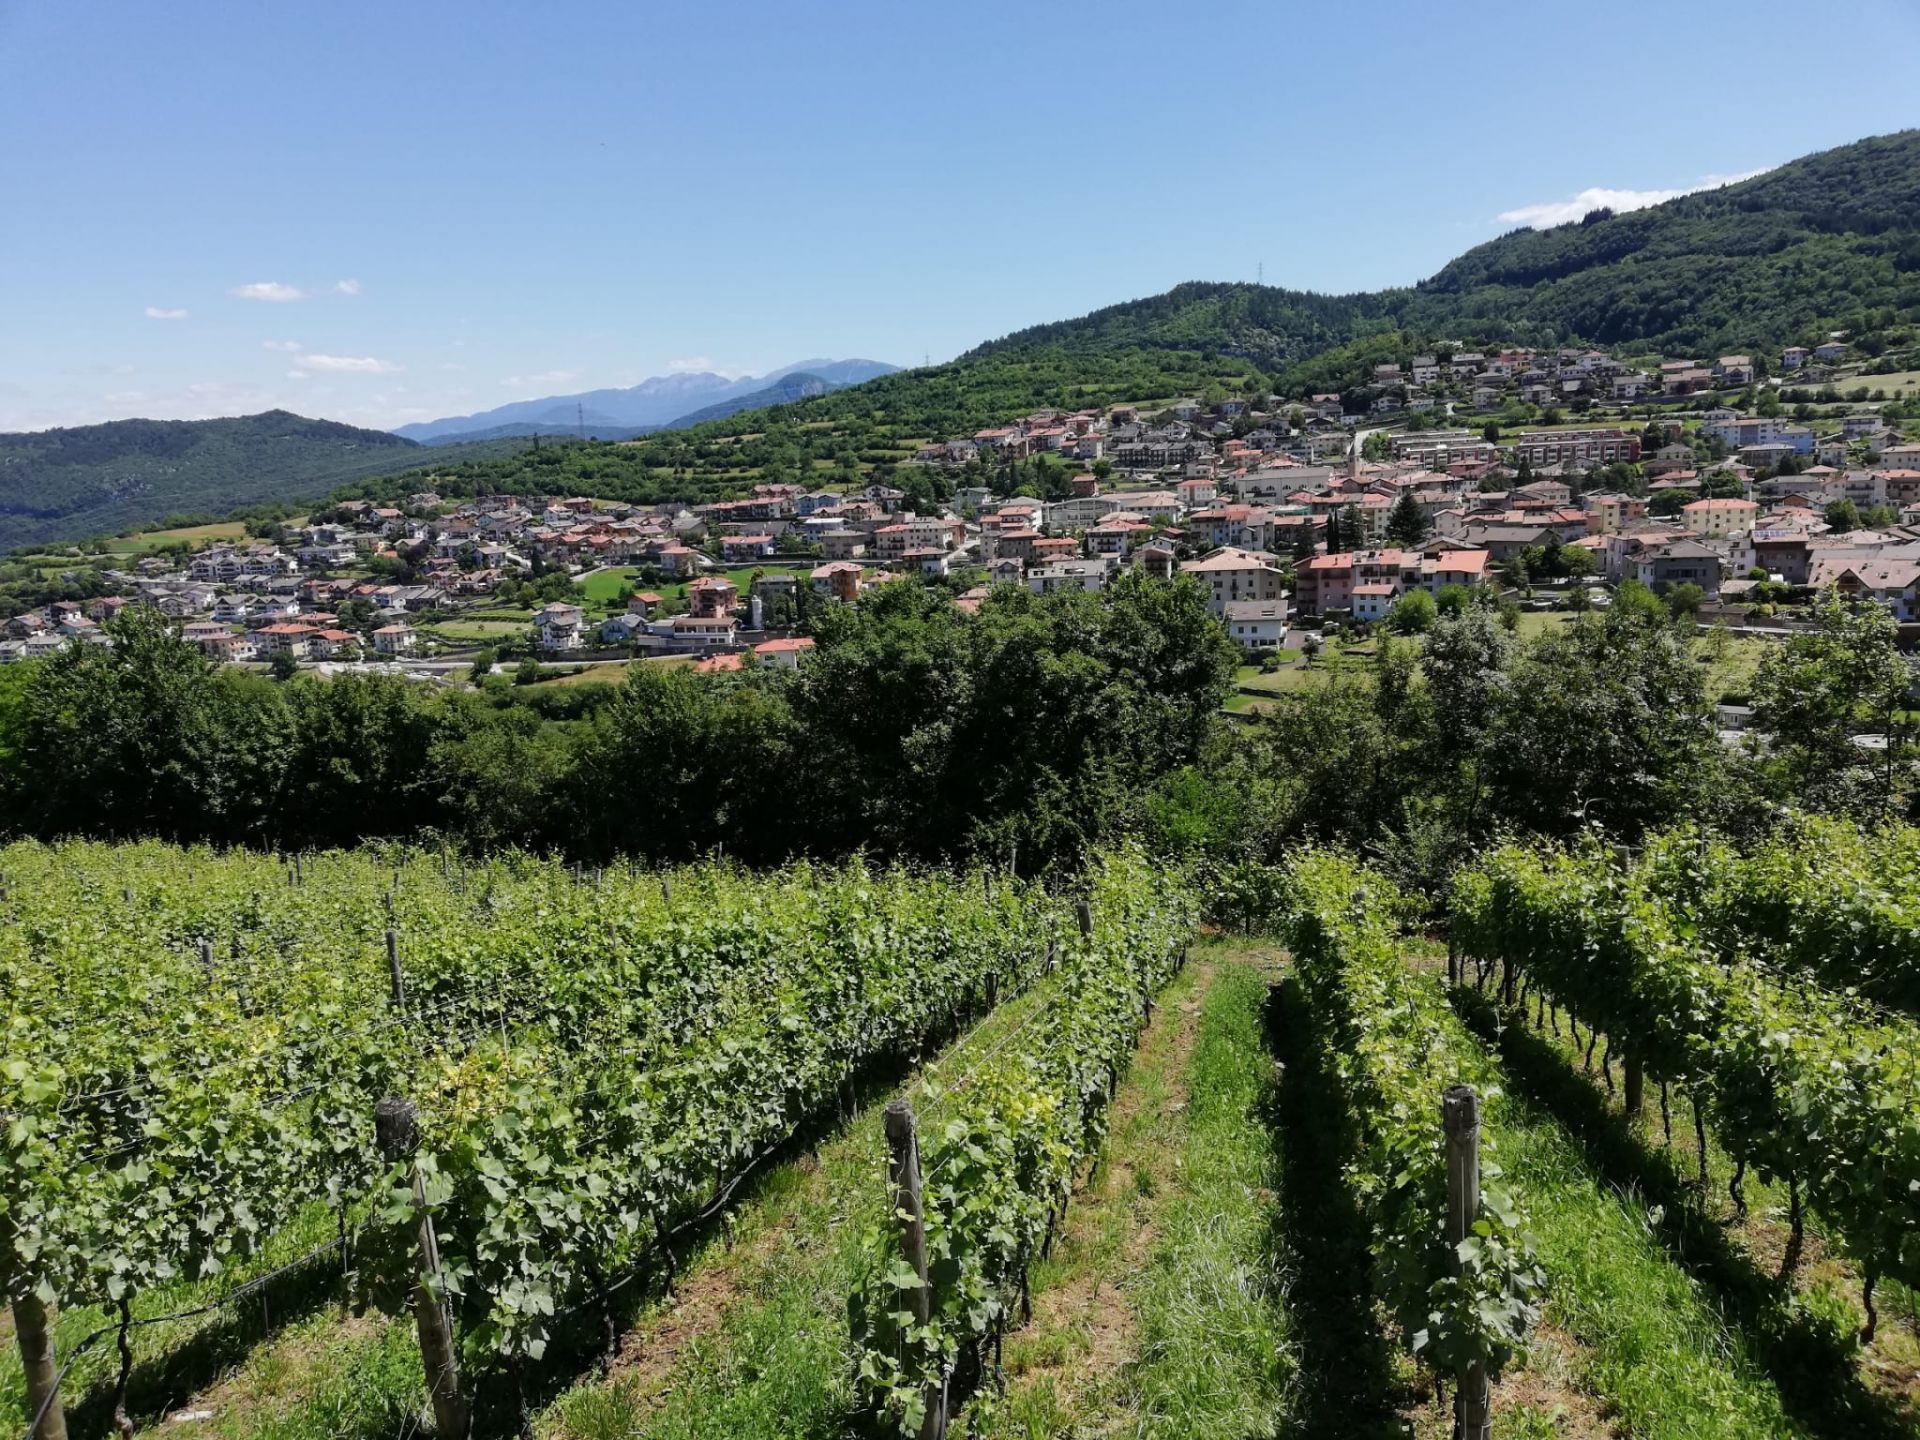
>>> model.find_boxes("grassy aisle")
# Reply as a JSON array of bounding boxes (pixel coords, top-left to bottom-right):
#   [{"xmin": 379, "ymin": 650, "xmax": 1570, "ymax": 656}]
[
  {"xmin": 1269, "ymin": 952, "xmax": 1810, "ymax": 1439},
  {"xmin": 1458, "ymin": 986, "xmax": 1920, "ymax": 1437},
  {"xmin": 1484, "ymin": 1085, "xmax": 1808, "ymax": 1439},
  {"xmin": 107, "ymin": 979, "xmax": 1065, "ymax": 1440},
  {"xmin": 546, "ymin": 949, "xmax": 1232, "ymax": 1440},
  {"xmin": 965, "ymin": 943, "xmax": 1290, "ymax": 1439},
  {"xmin": 535, "ymin": 972, "xmax": 1069, "ymax": 1440}
]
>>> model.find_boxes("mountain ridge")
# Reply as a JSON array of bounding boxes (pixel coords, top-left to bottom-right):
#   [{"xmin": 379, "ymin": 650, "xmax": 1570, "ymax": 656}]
[
  {"xmin": 970, "ymin": 129, "xmax": 1920, "ymax": 367},
  {"xmin": 394, "ymin": 358, "xmax": 898, "ymax": 444},
  {"xmin": 0, "ymin": 412, "xmax": 522, "ymax": 550}
]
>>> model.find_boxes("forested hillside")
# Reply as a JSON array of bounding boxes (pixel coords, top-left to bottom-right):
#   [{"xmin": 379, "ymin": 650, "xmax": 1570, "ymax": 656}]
[
  {"xmin": 974, "ymin": 130, "xmax": 1920, "ymax": 365},
  {"xmin": 338, "ymin": 131, "xmax": 1920, "ymax": 514},
  {"xmin": 0, "ymin": 412, "xmax": 522, "ymax": 549},
  {"xmin": 334, "ymin": 344, "xmax": 1266, "ymax": 511}
]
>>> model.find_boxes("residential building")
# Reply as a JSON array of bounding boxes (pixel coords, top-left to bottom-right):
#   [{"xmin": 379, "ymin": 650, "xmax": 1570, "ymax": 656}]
[
  {"xmin": 1182, "ymin": 547, "xmax": 1288, "ymax": 617},
  {"xmin": 1351, "ymin": 583, "xmax": 1397, "ymax": 623},
  {"xmin": 534, "ymin": 602, "xmax": 585, "ymax": 650},
  {"xmin": 1681, "ymin": 497, "xmax": 1760, "ymax": 538},
  {"xmin": 752, "ymin": 636, "xmax": 816, "ymax": 670},
  {"xmin": 1027, "ymin": 559, "xmax": 1111, "ymax": 595},
  {"xmin": 1390, "ymin": 431, "xmax": 1497, "ymax": 468},
  {"xmin": 1510, "ymin": 428, "xmax": 1640, "ymax": 468},
  {"xmin": 371, "ymin": 624, "xmax": 418, "ymax": 655},
  {"xmin": 1222, "ymin": 599, "xmax": 1290, "ymax": 652}
]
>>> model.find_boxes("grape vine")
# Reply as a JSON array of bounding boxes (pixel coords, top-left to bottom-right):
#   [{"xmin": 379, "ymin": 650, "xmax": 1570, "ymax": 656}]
[
  {"xmin": 0, "ymin": 838, "xmax": 1110, "ymax": 1406},
  {"xmin": 1278, "ymin": 850, "xmax": 1543, "ymax": 1388},
  {"xmin": 848, "ymin": 847, "xmax": 1196, "ymax": 1434},
  {"xmin": 1451, "ymin": 838, "xmax": 1920, "ymax": 1331}
]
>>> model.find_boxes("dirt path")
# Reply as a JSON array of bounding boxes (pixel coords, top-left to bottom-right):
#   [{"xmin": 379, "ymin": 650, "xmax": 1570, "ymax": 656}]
[{"xmin": 989, "ymin": 960, "xmax": 1219, "ymax": 1420}]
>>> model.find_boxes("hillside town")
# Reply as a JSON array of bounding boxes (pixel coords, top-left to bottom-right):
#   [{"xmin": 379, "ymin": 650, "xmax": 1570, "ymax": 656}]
[{"xmin": 6, "ymin": 338, "xmax": 1919, "ymax": 678}]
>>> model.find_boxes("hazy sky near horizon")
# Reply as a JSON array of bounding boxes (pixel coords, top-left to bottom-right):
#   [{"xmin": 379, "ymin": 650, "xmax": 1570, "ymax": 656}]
[{"xmin": 3, "ymin": 0, "xmax": 1917, "ymax": 433}]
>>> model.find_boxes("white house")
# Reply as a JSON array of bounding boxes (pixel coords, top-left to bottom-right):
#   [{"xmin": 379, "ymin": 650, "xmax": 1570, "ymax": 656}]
[
  {"xmin": 534, "ymin": 602, "xmax": 585, "ymax": 651},
  {"xmin": 1027, "ymin": 559, "xmax": 1110, "ymax": 595},
  {"xmin": 1352, "ymin": 583, "xmax": 1397, "ymax": 623},
  {"xmin": 1222, "ymin": 599, "xmax": 1290, "ymax": 653},
  {"xmin": 371, "ymin": 623, "xmax": 418, "ymax": 655}
]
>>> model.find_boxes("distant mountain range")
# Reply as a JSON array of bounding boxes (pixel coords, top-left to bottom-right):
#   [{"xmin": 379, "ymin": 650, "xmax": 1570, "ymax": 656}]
[{"xmin": 392, "ymin": 358, "xmax": 898, "ymax": 445}]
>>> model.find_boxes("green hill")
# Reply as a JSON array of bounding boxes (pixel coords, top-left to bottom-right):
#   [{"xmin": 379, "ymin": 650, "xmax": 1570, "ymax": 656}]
[
  {"xmin": 364, "ymin": 131, "xmax": 1919, "ymax": 514},
  {"xmin": 973, "ymin": 130, "xmax": 1920, "ymax": 368},
  {"xmin": 0, "ymin": 412, "xmax": 525, "ymax": 550},
  {"xmin": 329, "ymin": 344, "xmax": 1265, "ymax": 512}
]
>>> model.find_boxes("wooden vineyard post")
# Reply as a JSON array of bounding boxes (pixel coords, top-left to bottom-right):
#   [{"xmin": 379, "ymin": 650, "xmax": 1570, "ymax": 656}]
[
  {"xmin": 883, "ymin": 1101, "xmax": 944, "ymax": 1440},
  {"xmin": 1623, "ymin": 1055, "xmax": 1645, "ymax": 1117},
  {"xmin": 1444, "ymin": 1085, "xmax": 1491, "ymax": 1440},
  {"xmin": 10, "ymin": 1284, "xmax": 69, "ymax": 1440},
  {"xmin": 385, "ymin": 929, "xmax": 406, "ymax": 1014},
  {"xmin": 376, "ymin": 1099, "xmax": 469, "ymax": 1440},
  {"xmin": 1074, "ymin": 899, "xmax": 1092, "ymax": 939}
]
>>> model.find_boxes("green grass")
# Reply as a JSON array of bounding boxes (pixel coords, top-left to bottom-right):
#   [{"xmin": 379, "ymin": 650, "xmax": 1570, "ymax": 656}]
[
  {"xmin": 536, "ymin": 977, "xmax": 1073, "ymax": 1439},
  {"xmin": 422, "ymin": 618, "xmax": 527, "ymax": 641},
  {"xmin": 1233, "ymin": 656, "xmax": 1304, "ymax": 692},
  {"xmin": 0, "ymin": 1200, "xmax": 367, "ymax": 1439},
  {"xmin": 1691, "ymin": 627, "xmax": 1778, "ymax": 700},
  {"xmin": 457, "ymin": 606, "xmax": 538, "ymax": 623},
  {"xmin": 1440, "ymin": 987, "xmax": 1822, "ymax": 1440},
  {"xmin": 1459, "ymin": 986, "xmax": 1920, "ymax": 1434},
  {"xmin": 579, "ymin": 567, "xmax": 643, "ymax": 603},
  {"xmin": 1490, "ymin": 1086, "xmax": 1805, "ymax": 1438},
  {"xmin": 529, "ymin": 661, "xmax": 637, "ymax": 687},
  {"xmin": 102, "ymin": 520, "xmax": 251, "ymax": 554},
  {"xmin": 1117, "ymin": 950, "xmax": 1291, "ymax": 1439}
]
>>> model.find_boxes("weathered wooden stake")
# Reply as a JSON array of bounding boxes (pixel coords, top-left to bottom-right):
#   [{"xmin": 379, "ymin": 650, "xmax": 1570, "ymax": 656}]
[
  {"xmin": 1443, "ymin": 1085, "xmax": 1491, "ymax": 1440},
  {"xmin": 1624, "ymin": 1056, "xmax": 1644, "ymax": 1117},
  {"xmin": 1074, "ymin": 899, "xmax": 1092, "ymax": 938},
  {"xmin": 376, "ymin": 1099, "xmax": 469, "ymax": 1440},
  {"xmin": 385, "ymin": 929, "xmax": 406, "ymax": 1013},
  {"xmin": 10, "ymin": 1288, "xmax": 69, "ymax": 1440},
  {"xmin": 883, "ymin": 1101, "xmax": 944, "ymax": 1440}
]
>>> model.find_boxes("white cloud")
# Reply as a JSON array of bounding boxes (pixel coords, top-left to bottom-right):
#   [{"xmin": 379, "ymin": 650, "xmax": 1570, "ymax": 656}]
[
  {"xmin": 262, "ymin": 339, "xmax": 302, "ymax": 352},
  {"xmin": 144, "ymin": 306, "xmax": 189, "ymax": 320},
  {"xmin": 301, "ymin": 353, "xmax": 402, "ymax": 373},
  {"xmin": 440, "ymin": 362, "xmax": 466, "ymax": 371},
  {"xmin": 667, "ymin": 356, "xmax": 712, "ymax": 372},
  {"xmin": 334, "ymin": 278, "xmax": 362, "ymax": 296},
  {"xmin": 1497, "ymin": 167, "xmax": 1772, "ymax": 228},
  {"xmin": 501, "ymin": 369, "xmax": 580, "ymax": 388},
  {"xmin": 286, "ymin": 370, "xmax": 309, "ymax": 380},
  {"xmin": 230, "ymin": 281, "xmax": 306, "ymax": 302}
]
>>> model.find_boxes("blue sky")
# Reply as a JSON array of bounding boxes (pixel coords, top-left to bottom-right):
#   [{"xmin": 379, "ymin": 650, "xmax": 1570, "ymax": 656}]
[{"xmin": 2, "ymin": 0, "xmax": 1916, "ymax": 433}]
